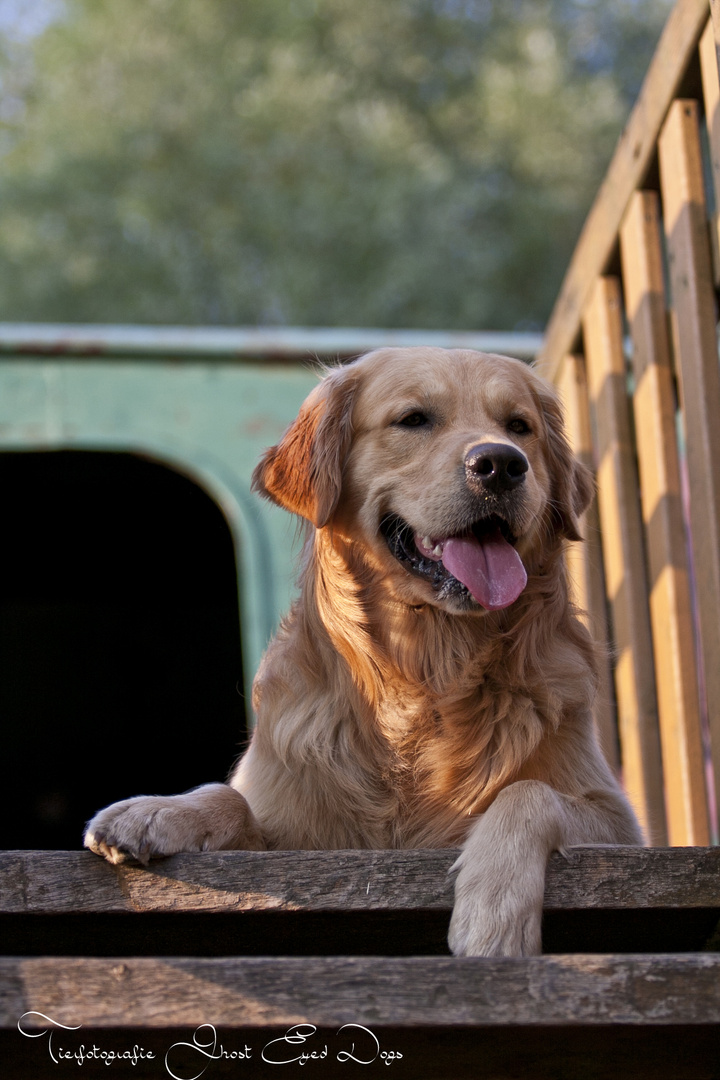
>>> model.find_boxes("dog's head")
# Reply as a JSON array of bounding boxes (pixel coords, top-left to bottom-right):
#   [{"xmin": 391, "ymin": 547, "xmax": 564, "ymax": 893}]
[{"xmin": 253, "ymin": 348, "xmax": 592, "ymax": 614}]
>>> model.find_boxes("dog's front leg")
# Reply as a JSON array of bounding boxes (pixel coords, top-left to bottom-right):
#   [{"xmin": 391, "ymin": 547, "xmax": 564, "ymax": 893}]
[
  {"xmin": 84, "ymin": 783, "xmax": 266, "ymax": 864},
  {"xmin": 448, "ymin": 779, "xmax": 636, "ymax": 957}
]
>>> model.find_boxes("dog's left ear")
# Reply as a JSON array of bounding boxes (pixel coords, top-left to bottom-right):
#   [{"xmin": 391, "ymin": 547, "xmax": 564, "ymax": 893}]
[
  {"xmin": 537, "ymin": 385, "xmax": 594, "ymax": 542},
  {"xmin": 251, "ymin": 365, "xmax": 357, "ymax": 528}
]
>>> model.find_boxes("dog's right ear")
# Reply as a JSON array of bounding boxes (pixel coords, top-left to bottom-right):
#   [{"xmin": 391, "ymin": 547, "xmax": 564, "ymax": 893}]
[
  {"xmin": 251, "ymin": 365, "xmax": 357, "ymax": 528},
  {"xmin": 533, "ymin": 377, "xmax": 594, "ymax": 542}
]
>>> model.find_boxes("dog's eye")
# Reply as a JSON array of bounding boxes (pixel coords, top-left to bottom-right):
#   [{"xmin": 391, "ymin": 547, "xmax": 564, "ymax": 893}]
[
  {"xmin": 397, "ymin": 411, "xmax": 430, "ymax": 428},
  {"xmin": 507, "ymin": 417, "xmax": 531, "ymax": 435}
]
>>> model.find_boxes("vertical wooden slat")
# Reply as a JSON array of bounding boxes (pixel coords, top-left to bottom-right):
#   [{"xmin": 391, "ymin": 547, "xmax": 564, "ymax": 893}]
[
  {"xmin": 556, "ymin": 354, "xmax": 619, "ymax": 773},
  {"xmin": 620, "ymin": 191, "xmax": 710, "ymax": 845},
  {"xmin": 659, "ymin": 99, "xmax": 720, "ymax": 838},
  {"xmin": 710, "ymin": 0, "xmax": 720, "ymax": 75},
  {"xmin": 582, "ymin": 278, "xmax": 667, "ymax": 844},
  {"xmin": 699, "ymin": 18, "xmax": 720, "ymax": 285}
]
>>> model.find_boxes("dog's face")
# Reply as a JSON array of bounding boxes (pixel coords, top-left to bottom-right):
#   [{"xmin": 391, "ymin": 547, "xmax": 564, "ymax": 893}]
[{"xmin": 254, "ymin": 348, "xmax": 592, "ymax": 615}]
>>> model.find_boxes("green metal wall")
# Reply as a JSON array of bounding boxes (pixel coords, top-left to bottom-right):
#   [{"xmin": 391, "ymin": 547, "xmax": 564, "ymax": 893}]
[{"xmin": 0, "ymin": 357, "xmax": 318, "ymax": 703}]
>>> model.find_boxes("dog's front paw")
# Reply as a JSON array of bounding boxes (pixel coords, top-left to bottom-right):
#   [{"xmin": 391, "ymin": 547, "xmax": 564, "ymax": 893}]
[
  {"xmin": 447, "ymin": 846, "xmax": 545, "ymax": 957},
  {"xmin": 84, "ymin": 783, "xmax": 265, "ymax": 864},
  {"xmin": 448, "ymin": 869, "xmax": 542, "ymax": 957},
  {"xmin": 447, "ymin": 780, "xmax": 568, "ymax": 956}
]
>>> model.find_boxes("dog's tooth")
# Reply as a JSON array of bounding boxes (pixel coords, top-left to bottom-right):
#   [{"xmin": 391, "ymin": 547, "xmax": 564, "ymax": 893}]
[{"xmin": 415, "ymin": 533, "xmax": 443, "ymax": 562}]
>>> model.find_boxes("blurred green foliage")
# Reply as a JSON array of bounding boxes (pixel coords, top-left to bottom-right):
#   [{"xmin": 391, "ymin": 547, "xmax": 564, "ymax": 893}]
[{"xmin": 0, "ymin": 0, "xmax": 672, "ymax": 329}]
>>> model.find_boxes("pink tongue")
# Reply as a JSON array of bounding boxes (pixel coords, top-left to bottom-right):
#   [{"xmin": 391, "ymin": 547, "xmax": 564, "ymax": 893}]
[{"xmin": 441, "ymin": 528, "xmax": 527, "ymax": 610}]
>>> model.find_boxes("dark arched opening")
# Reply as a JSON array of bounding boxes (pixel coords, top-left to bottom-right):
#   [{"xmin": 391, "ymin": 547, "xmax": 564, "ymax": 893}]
[{"xmin": 0, "ymin": 450, "xmax": 248, "ymax": 849}]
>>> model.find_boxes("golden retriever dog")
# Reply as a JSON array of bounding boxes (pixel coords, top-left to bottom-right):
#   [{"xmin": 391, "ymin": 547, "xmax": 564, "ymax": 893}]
[{"xmin": 85, "ymin": 347, "xmax": 641, "ymax": 956}]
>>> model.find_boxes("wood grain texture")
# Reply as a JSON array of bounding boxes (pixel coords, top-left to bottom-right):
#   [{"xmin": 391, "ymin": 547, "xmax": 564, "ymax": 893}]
[
  {"xmin": 556, "ymin": 355, "xmax": 619, "ymax": 773},
  {"xmin": 659, "ymin": 99, "xmax": 720, "ymax": 837},
  {"xmin": 619, "ymin": 190, "xmax": 709, "ymax": 846},
  {"xmin": 2, "ymin": 847, "xmax": 719, "ymax": 914},
  {"xmin": 699, "ymin": 17, "xmax": 720, "ymax": 284},
  {"xmin": 581, "ymin": 278, "xmax": 667, "ymax": 844},
  {"xmin": 538, "ymin": 0, "xmax": 710, "ymax": 381},
  {"xmin": 5, "ymin": 954, "xmax": 720, "ymax": 1029}
]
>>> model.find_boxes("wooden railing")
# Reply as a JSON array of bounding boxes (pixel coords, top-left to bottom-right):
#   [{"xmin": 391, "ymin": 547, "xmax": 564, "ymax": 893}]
[
  {"xmin": 538, "ymin": 0, "xmax": 720, "ymax": 848},
  {"xmin": 3, "ymin": 849, "xmax": 720, "ymax": 1079}
]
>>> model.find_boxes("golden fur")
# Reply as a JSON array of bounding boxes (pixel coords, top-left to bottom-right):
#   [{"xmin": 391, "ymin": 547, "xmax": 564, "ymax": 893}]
[{"xmin": 86, "ymin": 347, "xmax": 641, "ymax": 956}]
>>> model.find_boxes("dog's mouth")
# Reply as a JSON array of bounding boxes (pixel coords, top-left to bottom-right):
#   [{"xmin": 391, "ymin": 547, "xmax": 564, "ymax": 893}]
[{"xmin": 380, "ymin": 513, "xmax": 528, "ymax": 610}]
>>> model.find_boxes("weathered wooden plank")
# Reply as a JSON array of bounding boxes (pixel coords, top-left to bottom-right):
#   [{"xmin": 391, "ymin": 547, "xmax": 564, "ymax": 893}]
[
  {"xmin": 710, "ymin": 0, "xmax": 720, "ymax": 127},
  {"xmin": 538, "ymin": 0, "xmax": 710, "ymax": 381},
  {"xmin": 546, "ymin": 845, "xmax": 720, "ymax": 909},
  {"xmin": 699, "ymin": 18, "xmax": 720, "ymax": 285},
  {"xmin": 556, "ymin": 354, "xmax": 619, "ymax": 772},
  {"xmin": 619, "ymin": 190, "xmax": 710, "ymax": 846},
  {"xmin": 581, "ymin": 278, "xmax": 667, "ymax": 844},
  {"xmin": 659, "ymin": 99, "xmax": 720, "ymax": 838},
  {"xmin": 2, "ymin": 847, "xmax": 719, "ymax": 914},
  {"xmin": 4, "ymin": 954, "xmax": 720, "ymax": 1030},
  {"xmin": 0, "ymin": 849, "xmax": 457, "ymax": 914}
]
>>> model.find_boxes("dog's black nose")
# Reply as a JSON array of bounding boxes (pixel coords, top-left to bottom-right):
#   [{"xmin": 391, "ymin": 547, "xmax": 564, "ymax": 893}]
[{"xmin": 465, "ymin": 442, "xmax": 528, "ymax": 492}]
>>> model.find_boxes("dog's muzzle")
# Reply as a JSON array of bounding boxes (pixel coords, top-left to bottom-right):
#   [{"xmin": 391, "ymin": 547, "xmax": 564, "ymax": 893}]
[{"xmin": 380, "ymin": 443, "xmax": 533, "ymax": 611}]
